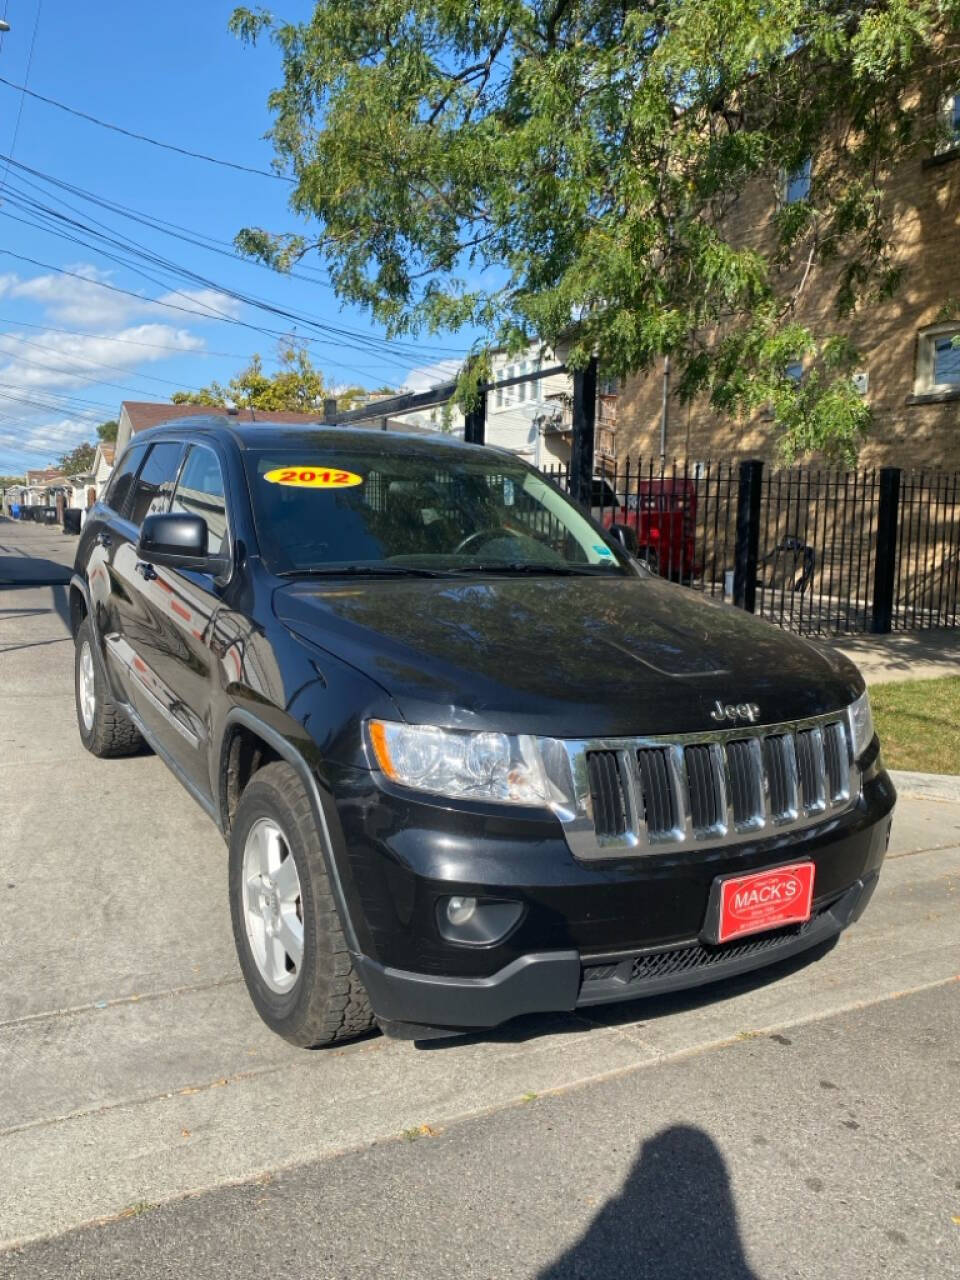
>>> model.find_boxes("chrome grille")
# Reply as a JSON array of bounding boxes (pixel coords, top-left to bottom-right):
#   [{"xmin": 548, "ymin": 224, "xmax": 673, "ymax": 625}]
[{"xmin": 572, "ymin": 711, "xmax": 858, "ymax": 859}]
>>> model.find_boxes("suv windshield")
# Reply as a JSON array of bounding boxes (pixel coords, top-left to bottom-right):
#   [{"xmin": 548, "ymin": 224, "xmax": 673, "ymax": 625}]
[{"xmin": 245, "ymin": 446, "xmax": 631, "ymax": 577}]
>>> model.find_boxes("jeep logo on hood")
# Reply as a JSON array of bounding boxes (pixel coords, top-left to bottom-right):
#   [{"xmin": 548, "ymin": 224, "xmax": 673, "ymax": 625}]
[{"xmin": 710, "ymin": 700, "xmax": 761, "ymax": 724}]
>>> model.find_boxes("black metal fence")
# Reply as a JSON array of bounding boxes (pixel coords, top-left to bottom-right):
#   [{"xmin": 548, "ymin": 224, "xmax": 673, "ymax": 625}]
[{"xmin": 544, "ymin": 456, "xmax": 960, "ymax": 636}]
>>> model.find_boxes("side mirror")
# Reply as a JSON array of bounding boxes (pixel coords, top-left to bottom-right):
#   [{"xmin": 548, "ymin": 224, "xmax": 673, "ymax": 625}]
[
  {"xmin": 137, "ymin": 512, "xmax": 229, "ymax": 576},
  {"xmin": 608, "ymin": 522, "xmax": 639, "ymax": 555}
]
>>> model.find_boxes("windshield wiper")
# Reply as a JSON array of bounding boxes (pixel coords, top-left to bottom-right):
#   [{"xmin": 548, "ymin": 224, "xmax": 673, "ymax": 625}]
[
  {"xmin": 446, "ymin": 562, "xmax": 584, "ymax": 576},
  {"xmin": 277, "ymin": 564, "xmax": 456, "ymax": 579}
]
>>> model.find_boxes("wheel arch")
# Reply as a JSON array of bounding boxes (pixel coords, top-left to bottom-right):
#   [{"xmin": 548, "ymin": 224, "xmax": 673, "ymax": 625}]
[
  {"xmin": 218, "ymin": 708, "xmax": 362, "ymax": 956},
  {"xmin": 69, "ymin": 573, "xmax": 90, "ymax": 638}
]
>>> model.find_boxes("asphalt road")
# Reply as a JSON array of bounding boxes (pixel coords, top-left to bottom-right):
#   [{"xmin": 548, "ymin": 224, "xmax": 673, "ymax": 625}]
[
  {"xmin": 2, "ymin": 982, "xmax": 958, "ymax": 1280},
  {"xmin": 1, "ymin": 517, "xmax": 958, "ymax": 1277}
]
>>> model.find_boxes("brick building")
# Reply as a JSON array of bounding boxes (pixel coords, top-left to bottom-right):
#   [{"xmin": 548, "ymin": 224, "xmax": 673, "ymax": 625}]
[{"xmin": 615, "ymin": 84, "xmax": 960, "ymax": 470}]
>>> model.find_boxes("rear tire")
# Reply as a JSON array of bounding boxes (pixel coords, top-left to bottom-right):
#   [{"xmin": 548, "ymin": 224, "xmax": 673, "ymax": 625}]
[
  {"xmin": 74, "ymin": 616, "xmax": 144, "ymax": 757},
  {"xmin": 229, "ymin": 761, "xmax": 375, "ymax": 1047}
]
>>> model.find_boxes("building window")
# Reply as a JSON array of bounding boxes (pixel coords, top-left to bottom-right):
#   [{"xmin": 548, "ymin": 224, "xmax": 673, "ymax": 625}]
[
  {"xmin": 516, "ymin": 361, "xmax": 527, "ymax": 403},
  {"xmin": 915, "ymin": 325, "xmax": 960, "ymax": 396},
  {"xmin": 495, "ymin": 383, "xmax": 503, "ymax": 408},
  {"xmin": 936, "ymin": 90, "xmax": 960, "ymax": 155},
  {"xmin": 783, "ymin": 158, "xmax": 812, "ymax": 204}
]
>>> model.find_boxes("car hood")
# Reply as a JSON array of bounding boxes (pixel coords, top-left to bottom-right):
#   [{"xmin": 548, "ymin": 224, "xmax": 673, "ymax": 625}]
[{"xmin": 274, "ymin": 575, "xmax": 863, "ymax": 738}]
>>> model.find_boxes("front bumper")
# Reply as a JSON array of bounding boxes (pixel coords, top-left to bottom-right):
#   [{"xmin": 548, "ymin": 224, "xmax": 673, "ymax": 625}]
[
  {"xmin": 327, "ymin": 760, "xmax": 895, "ymax": 1036},
  {"xmin": 356, "ymin": 872, "xmax": 879, "ymax": 1035}
]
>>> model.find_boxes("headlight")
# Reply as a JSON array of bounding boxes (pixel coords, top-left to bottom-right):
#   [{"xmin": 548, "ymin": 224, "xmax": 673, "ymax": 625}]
[
  {"xmin": 847, "ymin": 689, "xmax": 874, "ymax": 759},
  {"xmin": 367, "ymin": 720, "xmax": 571, "ymax": 807}
]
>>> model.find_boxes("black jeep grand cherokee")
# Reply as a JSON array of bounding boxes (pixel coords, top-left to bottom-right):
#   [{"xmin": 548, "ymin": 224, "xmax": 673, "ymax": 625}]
[{"xmin": 71, "ymin": 420, "xmax": 895, "ymax": 1045}]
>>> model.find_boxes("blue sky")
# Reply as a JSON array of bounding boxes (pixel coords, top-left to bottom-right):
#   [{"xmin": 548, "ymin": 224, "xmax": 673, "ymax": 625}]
[{"xmin": 0, "ymin": 1, "xmax": 476, "ymax": 473}]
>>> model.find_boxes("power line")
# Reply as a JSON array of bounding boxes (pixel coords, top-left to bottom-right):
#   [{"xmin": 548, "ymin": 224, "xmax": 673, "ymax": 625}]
[
  {"xmin": 0, "ymin": 314, "xmax": 252, "ymax": 358},
  {"xmin": 0, "ymin": 380, "xmax": 118, "ymax": 411},
  {"xmin": 0, "ymin": 329, "xmax": 209, "ymax": 390},
  {"xmin": 1, "ymin": 153, "xmax": 332, "ymax": 285},
  {"xmin": 0, "ymin": 344, "xmax": 202, "ymax": 399},
  {"xmin": 0, "ymin": 244, "xmax": 452, "ymax": 383},
  {"xmin": 0, "ymin": 73, "xmax": 294, "ymax": 182},
  {"xmin": 0, "ymin": 153, "xmax": 470, "ymax": 362},
  {"xmin": 0, "ymin": 0, "xmax": 42, "ymax": 195}
]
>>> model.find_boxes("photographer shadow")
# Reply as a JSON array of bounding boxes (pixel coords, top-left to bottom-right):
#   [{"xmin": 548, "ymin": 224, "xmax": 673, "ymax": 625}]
[{"xmin": 540, "ymin": 1123, "xmax": 759, "ymax": 1280}]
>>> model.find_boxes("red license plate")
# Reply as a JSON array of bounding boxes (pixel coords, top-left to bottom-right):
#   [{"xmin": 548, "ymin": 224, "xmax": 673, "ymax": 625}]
[{"xmin": 713, "ymin": 862, "xmax": 815, "ymax": 944}]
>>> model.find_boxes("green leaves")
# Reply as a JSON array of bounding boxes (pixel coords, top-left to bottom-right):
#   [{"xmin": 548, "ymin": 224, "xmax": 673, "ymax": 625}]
[
  {"xmin": 232, "ymin": 0, "xmax": 957, "ymax": 459},
  {"xmin": 172, "ymin": 341, "xmax": 328, "ymax": 412}
]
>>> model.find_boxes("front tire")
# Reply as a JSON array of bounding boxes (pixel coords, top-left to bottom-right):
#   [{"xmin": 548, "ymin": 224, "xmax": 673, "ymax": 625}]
[
  {"xmin": 74, "ymin": 616, "xmax": 144, "ymax": 757},
  {"xmin": 229, "ymin": 761, "xmax": 375, "ymax": 1047}
]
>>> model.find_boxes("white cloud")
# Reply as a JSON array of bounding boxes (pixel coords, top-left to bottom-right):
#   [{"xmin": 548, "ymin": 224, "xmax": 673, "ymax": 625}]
[
  {"xmin": 0, "ymin": 265, "xmax": 243, "ymax": 328},
  {"xmin": 0, "ymin": 263, "xmax": 247, "ymax": 469},
  {"xmin": 0, "ymin": 417, "xmax": 98, "ymax": 460},
  {"xmin": 403, "ymin": 358, "xmax": 464, "ymax": 392},
  {"xmin": 3, "ymin": 264, "xmax": 133, "ymax": 327},
  {"xmin": 153, "ymin": 288, "xmax": 243, "ymax": 321},
  {"xmin": 0, "ymin": 324, "xmax": 206, "ymax": 393}
]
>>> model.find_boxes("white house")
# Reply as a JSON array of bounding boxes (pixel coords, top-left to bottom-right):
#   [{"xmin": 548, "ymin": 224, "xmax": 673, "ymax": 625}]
[
  {"xmin": 485, "ymin": 343, "xmax": 573, "ymax": 467},
  {"xmin": 92, "ymin": 442, "xmax": 116, "ymax": 501}
]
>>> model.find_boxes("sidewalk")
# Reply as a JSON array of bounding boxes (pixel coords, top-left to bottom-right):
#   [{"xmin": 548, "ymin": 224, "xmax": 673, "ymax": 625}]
[{"xmin": 832, "ymin": 628, "xmax": 960, "ymax": 685}]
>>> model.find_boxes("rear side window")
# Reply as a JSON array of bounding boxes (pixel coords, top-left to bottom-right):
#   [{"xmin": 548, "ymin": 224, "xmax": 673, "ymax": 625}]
[
  {"xmin": 171, "ymin": 445, "xmax": 228, "ymax": 555},
  {"xmin": 104, "ymin": 444, "xmax": 147, "ymax": 516},
  {"xmin": 129, "ymin": 442, "xmax": 185, "ymax": 526}
]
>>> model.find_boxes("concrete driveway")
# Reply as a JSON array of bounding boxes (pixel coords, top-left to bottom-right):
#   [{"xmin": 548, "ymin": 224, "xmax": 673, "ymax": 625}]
[{"xmin": 1, "ymin": 518, "xmax": 958, "ymax": 1275}]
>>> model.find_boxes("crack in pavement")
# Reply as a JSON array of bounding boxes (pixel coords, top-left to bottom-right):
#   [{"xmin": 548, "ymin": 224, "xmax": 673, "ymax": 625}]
[{"xmin": 0, "ymin": 976, "xmax": 244, "ymax": 1031}]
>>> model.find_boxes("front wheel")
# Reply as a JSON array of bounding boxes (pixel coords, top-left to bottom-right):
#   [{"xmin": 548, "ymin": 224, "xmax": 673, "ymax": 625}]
[{"xmin": 228, "ymin": 761, "xmax": 375, "ymax": 1047}]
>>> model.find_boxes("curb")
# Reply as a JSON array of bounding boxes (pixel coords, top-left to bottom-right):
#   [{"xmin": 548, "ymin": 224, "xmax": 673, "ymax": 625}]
[{"xmin": 888, "ymin": 769, "xmax": 960, "ymax": 804}]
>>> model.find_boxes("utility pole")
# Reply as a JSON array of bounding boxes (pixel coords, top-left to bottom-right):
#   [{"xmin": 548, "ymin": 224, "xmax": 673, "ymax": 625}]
[{"xmin": 659, "ymin": 355, "xmax": 670, "ymax": 462}]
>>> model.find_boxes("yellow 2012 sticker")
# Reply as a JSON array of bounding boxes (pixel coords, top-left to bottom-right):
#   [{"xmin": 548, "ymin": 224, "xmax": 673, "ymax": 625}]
[{"xmin": 263, "ymin": 466, "xmax": 363, "ymax": 489}]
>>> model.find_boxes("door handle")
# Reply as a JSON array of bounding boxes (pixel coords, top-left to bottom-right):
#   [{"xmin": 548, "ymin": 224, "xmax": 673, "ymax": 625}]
[
  {"xmin": 95, "ymin": 531, "xmax": 112, "ymax": 548},
  {"xmin": 135, "ymin": 561, "xmax": 158, "ymax": 581}
]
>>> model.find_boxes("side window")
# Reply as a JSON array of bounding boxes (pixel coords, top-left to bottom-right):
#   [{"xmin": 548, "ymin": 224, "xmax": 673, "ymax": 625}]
[
  {"xmin": 171, "ymin": 445, "xmax": 229, "ymax": 555},
  {"xmin": 104, "ymin": 444, "xmax": 148, "ymax": 517},
  {"xmin": 129, "ymin": 442, "xmax": 185, "ymax": 526}
]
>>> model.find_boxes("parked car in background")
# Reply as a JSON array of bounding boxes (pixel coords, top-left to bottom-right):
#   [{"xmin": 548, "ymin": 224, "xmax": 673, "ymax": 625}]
[
  {"xmin": 592, "ymin": 475, "xmax": 700, "ymax": 579},
  {"xmin": 70, "ymin": 421, "xmax": 895, "ymax": 1047}
]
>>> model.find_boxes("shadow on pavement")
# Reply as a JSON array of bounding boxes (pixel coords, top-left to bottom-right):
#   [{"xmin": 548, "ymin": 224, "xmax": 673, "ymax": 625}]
[
  {"xmin": 0, "ymin": 556, "xmax": 73, "ymax": 588},
  {"xmin": 0, "ymin": 583, "xmax": 72, "ymax": 652},
  {"xmin": 539, "ymin": 1124, "xmax": 758, "ymax": 1280}
]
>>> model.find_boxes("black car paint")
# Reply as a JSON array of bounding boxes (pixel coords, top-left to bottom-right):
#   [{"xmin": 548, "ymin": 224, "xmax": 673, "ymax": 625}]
[{"xmin": 72, "ymin": 419, "xmax": 895, "ymax": 1036}]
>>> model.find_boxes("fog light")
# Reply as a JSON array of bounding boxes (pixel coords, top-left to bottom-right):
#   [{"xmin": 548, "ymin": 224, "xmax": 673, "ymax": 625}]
[
  {"xmin": 446, "ymin": 896, "xmax": 477, "ymax": 926},
  {"xmin": 437, "ymin": 896, "xmax": 524, "ymax": 945}
]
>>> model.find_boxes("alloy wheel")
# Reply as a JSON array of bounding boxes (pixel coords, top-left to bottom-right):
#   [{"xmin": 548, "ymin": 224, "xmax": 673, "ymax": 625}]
[
  {"xmin": 78, "ymin": 641, "xmax": 96, "ymax": 732},
  {"xmin": 241, "ymin": 817, "xmax": 304, "ymax": 994}
]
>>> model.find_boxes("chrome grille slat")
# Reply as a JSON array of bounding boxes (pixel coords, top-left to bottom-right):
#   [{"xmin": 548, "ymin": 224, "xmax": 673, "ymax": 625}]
[
  {"xmin": 586, "ymin": 750, "xmax": 628, "ymax": 838},
  {"xmin": 685, "ymin": 743, "xmax": 724, "ymax": 835},
  {"xmin": 823, "ymin": 721, "xmax": 850, "ymax": 803},
  {"xmin": 637, "ymin": 747, "xmax": 679, "ymax": 838},
  {"xmin": 570, "ymin": 711, "xmax": 859, "ymax": 860}
]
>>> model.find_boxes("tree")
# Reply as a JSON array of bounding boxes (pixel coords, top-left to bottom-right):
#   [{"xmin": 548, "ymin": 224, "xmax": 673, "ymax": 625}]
[
  {"xmin": 173, "ymin": 341, "xmax": 330, "ymax": 411},
  {"xmin": 230, "ymin": 1, "xmax": 960, "ymax": 461},
  {"xmin": 97, "ymin": 420, "xmax": 119, "ymax": 443},
  {"xmin": 58, "ymin": 442, "xmax": 96, "ymax": 475}
]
